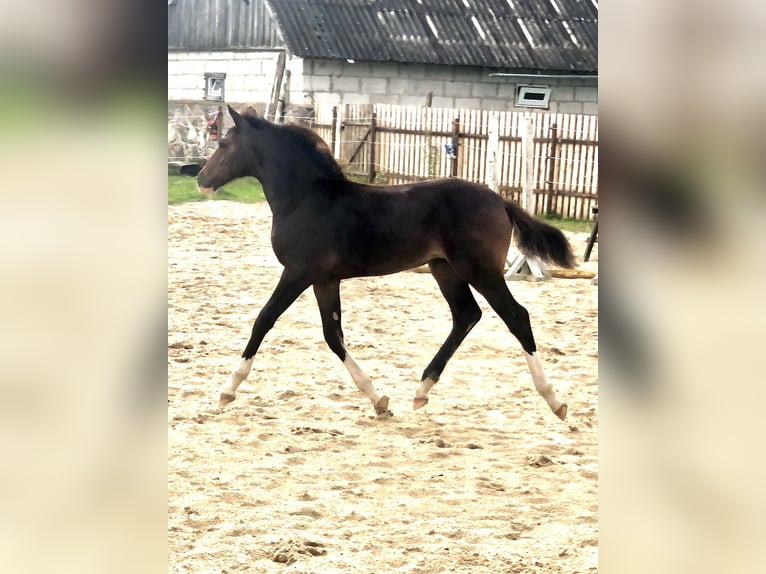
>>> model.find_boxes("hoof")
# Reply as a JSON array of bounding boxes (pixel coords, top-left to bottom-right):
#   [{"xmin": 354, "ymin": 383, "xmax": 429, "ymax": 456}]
[
  {"xmin": 374, "ymin": 396, "xmax": 391, "ymax": 415},
  {"xmin": 413, "ymin": 396, "xmax": 429, "ymax": 410},
  {"xmin": 219, "ymin": 392, "xmax": 236, "ymax": 405},
  {"xmin": 554, "ymin": 403, "xmax": 568, "ymax": 420}
]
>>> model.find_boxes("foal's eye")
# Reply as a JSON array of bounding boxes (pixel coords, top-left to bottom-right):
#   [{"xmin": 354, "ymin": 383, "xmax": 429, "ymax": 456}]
[{"xmin": 218, "ymin": 139, "xmax": 231, "ymax": 149}]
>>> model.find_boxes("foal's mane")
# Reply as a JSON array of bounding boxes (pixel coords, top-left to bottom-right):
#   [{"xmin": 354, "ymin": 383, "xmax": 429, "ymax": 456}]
[{"xmin": 244, "ymin": 115, "xmax": 346, "ymax": 181}]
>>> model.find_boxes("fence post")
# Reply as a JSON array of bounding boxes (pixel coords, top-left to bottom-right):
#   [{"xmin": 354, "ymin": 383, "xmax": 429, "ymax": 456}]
[
  {"xmin": 507, "ymin": 113, "xmax": 549, "ymax": 282},
  {"xmin": 333, "ymin": 105, "xmax": 342, "ymax": 158},
  {"xmin": 331, "ymin": 106, "xmax": 338, "ymax": 157},
  {"xmin": 368, "ymin": 111, "xmax": 377, "ymax": 183},
  {"xmin": 451, "ymin": 118, "xmax": 460, "ymax": 177},
  {"xmin": 215, "ymin": 104, "xmax": 224, "ymax": 138},
  {"xmin": 521, "ymin": 114, "xmax": 535, "ymax": 213},
  {"xmin": 486, "ymin": 112, "xmax": 500, "ymax": 192},
  {"xmin": 545, "ymin": 122, "xmax": 558, "ymax": 215}
]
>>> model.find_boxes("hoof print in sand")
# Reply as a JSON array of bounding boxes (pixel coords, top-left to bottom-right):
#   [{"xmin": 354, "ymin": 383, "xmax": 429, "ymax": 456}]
[{"xmin": 271, "ymin": 539, "xmax": 327, "ymax": 565}]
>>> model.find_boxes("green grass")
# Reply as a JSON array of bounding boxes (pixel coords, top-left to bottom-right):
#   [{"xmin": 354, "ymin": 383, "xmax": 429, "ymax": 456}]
[
  {"xmin": 539, "ymin": 213, "xmax": 594, "ymax": 234},
  {"xmin": 168, "ymin": 175, "xmax": 265, "ymax": 205}
]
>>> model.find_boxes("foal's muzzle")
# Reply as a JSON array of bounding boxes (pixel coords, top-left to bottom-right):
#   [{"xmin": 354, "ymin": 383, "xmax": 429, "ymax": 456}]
[{"xmin": 196, "ymin": 170, "xmax": 216, "ymax": 194}]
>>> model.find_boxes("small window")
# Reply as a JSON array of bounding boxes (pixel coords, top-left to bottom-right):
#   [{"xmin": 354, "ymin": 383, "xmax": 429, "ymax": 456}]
[
  {"xmin": 515, "ymin": 85, "xmax": 551, "ymax": 109},
  {"xmin": 204, "ymin": 73, "xmax": 226, "ymax": 101}
]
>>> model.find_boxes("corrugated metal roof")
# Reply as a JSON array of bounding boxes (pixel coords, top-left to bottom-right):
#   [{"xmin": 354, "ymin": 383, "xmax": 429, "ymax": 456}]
[
  {"xmin": 266, "ymin": 0, "xmax": 597, "ymax": 73},
  {"xmin": 169, "ymin": 0, "xmax": 285, "ymax": 50}
]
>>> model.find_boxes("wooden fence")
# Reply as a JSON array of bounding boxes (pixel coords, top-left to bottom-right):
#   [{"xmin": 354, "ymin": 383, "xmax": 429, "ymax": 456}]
[{"xmin": 312, "ymin": 103, "xmax": 598, "ymax": 220}]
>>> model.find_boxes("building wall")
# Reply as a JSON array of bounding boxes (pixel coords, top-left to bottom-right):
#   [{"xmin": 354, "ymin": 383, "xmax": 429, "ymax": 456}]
[
  {"xmin": 168, "ymin": 50, "xmax": 283, "ymax": 104},
  {"xmin": 168, "ymin": 51, "xmax": 597, "ymax": 161},
  {"xmin": 168, "ymin": 51, "xmax": 597, "ymax": 114},
  {"xmin": 168, "ymin": 102, "xmax": 223, "ymax": 162},
  {"xmin": 293, "ymin": 58, "xmax": 598, "ymax": 115}
]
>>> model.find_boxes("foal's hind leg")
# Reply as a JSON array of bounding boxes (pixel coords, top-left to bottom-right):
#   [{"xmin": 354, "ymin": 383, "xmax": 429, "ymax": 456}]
[
  {"xmin": 219, "ymin": 269, "xmax": 310, "ymax": 404},
  {"xmin": 313, "ymin": 281, "xmax": 391, "ymax": 415},
  {"xmin": 468, "ymin": 271, "xmax": 568, "ymax": 420},
  {"xmin": 414, "ymin": 259, "xmax": 482, "ymax": 409}
]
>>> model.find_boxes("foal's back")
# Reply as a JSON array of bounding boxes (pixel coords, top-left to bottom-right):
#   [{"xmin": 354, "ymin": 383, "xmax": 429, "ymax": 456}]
[{"xmin": 295, "ymin": 177, "xmax": 513, "ymax": 278}]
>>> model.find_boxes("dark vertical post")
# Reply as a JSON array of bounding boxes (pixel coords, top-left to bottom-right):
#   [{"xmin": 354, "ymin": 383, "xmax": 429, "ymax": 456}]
[
  {"xmin": 210, "ymin": 104, "xmax": 224, "ymax": 157},
  {"xmin": 368, "ymin": 111, "xmax": 377, "ymax": 183},
  {"xmin": 270, "ymin": 51, "xmax": 286, "ymax": 121},
  {"xmin": 451, "ymin": 118, "xmax": 460, "ymax": 177},
  {"xmin": 583, "ymin": 207, "xmax": 598, "ymax": 262},
  {"xmin": 216, "ymin": 105, "xmax": 224, "ymax": 135},
  {"xmin": 546, "ymin": 123, "xmax": 558, "ymax": 215},
  {"xmin": 331, "ymin": 106, "xmax": 338, "ymax": 157}
]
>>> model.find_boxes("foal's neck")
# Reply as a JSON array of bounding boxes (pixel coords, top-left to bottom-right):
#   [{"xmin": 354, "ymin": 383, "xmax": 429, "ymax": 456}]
[{"xmin": 254, "ymin": 143, "xmax": 346, "ymax": 216}]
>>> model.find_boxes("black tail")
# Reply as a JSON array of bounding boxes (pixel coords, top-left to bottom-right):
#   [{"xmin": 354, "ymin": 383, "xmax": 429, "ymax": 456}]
[{"xmin": 504, "ymin": 200, "xmax": 576, "ymax": 268}]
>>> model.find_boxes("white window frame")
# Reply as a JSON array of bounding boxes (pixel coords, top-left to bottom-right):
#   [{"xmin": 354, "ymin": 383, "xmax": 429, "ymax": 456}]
[
  {"xmin": 204, "ymin": 73, "xmax": 226, "ymax": 102},
  {"xmin": 515, "ymin": 84, "xmax": 551, "ymax": 109}
]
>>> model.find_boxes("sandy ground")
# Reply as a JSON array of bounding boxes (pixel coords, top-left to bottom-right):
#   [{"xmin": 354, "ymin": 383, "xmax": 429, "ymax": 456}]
[{"xmin": 168, "ymin": 200, "xmax": 598, "ymax": 573}]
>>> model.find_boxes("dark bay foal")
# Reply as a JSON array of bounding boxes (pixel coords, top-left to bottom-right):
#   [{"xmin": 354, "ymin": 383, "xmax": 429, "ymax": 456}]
[{"xmin": 197, "ymin": 106, "xmax": 575, "ymax": 420}]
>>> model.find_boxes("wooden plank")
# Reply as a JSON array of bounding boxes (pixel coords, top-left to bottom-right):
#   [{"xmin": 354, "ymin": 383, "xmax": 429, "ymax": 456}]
[
  {"xmin": 415, "ymin": 106, "xmax": 424, "ymax": 178},
  {"xmin": 479, "ymin": 109, "xmax": 488, "ymax": 184},
  {"xmin": 540, "ymin": 190, "xmax": 598, "ymax": 199},
  {"xmin": 590, "ymin": 116, "xmax": 599, "ymax": 220},
  {"xmin": 545, "ymin": 122, "xmax": 558, "ymax": 214},
  {"xmin": 574, "ymin": 113, "xmax": 586, "ymax": 218},
  {"xmin": 574, "ymin": 114, "xmax": 587, "ymax": 219},
  {"xmin": 486, "ymin": 112, "xmax": 499, "ymax": 192},
  {"xmin": 346, "ymin": 124, "xmax": 372, "ymax": 162},
  {"xmin": 522, "ymin": 114, "xmax": 535, "ymax": 212},
  {"xmin": 369, "ymin": 111, "xmax": 377, "ymax": 182},
  {"xmin": 575, "ymin": 113, "xmax": 586, "ymax": 218},
  {"xmin": 512, "ymin": 112, "xmax": 522, "ymax": 200},
  {"xmin": 557, "ymin": 114, "xmax": 566, "ymax": 217},
  {"xmin": 467, "ymin": 112, "xmax": 476, "ymax": 181},
  {"xmin": 567, "ymin": 114, "xmax": 577, "ymax": 218},
  {"xmin": 378, "ymin": 104, "xmax": 388, "ymax": 180},
  {"xmin": 569, "ymin": 114, "xmax": 578, "ymax": 218},
  {"xmin": 561, "ymin": 114, "xmax": 573, "ymax": 217},
  {"xmin": 405, "ymin": 106, "xmax": 413, "ymax": 181},
  {"xmin": 585, "ymin": 116, "xmax": 598, "ymax": 219},
  {"xmin": 471, "ymin": 110, "xmax": 480, "ymax": 182}
]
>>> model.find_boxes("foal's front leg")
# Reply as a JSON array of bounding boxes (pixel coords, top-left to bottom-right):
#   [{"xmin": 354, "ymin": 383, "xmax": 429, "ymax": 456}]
[
  {"xmin": 313, "ymin": 281, "xmax": 391, "ymax": 415},
  {"xmin": 219, "ymin": 270, "xmax": 311, "ymax": 404}
]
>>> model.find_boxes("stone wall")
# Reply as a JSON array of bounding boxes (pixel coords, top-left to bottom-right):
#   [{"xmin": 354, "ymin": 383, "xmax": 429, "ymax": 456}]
[
  {"xmin": 168, "ymin": 100, "xmax": 313, "ymax": 163},
  {"xmin": 168, "ymin": 102, "xmax": 226, "ymax": 162}
]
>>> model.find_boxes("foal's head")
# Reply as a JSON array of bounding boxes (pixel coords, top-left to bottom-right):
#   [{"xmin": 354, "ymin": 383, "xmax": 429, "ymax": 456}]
[
  {"xmin": 197, "ymin": 106, "xmax": 343, "ymax": 194},
  {"xmin": 197, "ymin": 105, "xmax": 260, "ymax": 193}
]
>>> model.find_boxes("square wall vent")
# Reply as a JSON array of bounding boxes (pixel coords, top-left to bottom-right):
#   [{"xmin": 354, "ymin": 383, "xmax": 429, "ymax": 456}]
[
  {"xmin": 204, "ymin": 73, "xmax": 226, "ymax": 101},
  {"xmin": 515, "ymin": 85, "xmax": 551, "ymax": 108}
]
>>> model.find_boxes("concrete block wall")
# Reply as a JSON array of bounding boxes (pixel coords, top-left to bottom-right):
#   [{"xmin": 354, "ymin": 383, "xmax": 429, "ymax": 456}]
[
  {"xmin": 168, "ymin": 51, "xmax": 597, "ymax": 115},
  {"xmin": 293, "ymin": 58, "xmax": 598, "ymax": 114},
  {"xmin": 168, "ymin": 51, "xmax": 282, "ymax": 103}
]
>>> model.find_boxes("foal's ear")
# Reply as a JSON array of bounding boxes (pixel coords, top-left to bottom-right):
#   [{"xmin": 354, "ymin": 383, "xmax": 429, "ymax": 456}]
[
  {"xmin": 242, "ymin": 106, "xmax": 259, "ymax": 119},
  {"xmin": 228, "ymin": 105, "xmax": 243, "ymax": 127}
]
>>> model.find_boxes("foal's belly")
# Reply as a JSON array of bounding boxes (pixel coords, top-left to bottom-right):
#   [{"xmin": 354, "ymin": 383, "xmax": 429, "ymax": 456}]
[{"xmin": 339, "ymin": 237, "xmax": 443, "ymax": 278}]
